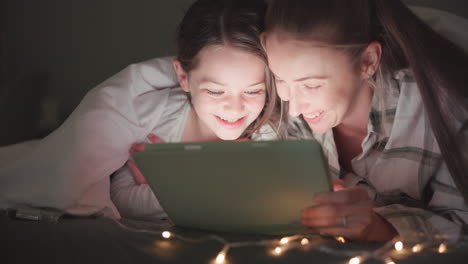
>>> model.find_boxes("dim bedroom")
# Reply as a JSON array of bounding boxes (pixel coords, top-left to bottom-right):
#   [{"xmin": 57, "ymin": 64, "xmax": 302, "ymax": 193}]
[{"xmin": 1, "ymin": 0, "xmax": 468, "ymax": 263}]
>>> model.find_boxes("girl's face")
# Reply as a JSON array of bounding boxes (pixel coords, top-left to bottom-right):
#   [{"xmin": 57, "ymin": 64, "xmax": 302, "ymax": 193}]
[
  {"xmin": 264, "ymin": 32, "xmax": 375, "ymax": 134},
  {"xmin": 175, "ymin": 45, "xmax": 267, "ymax": 140}
]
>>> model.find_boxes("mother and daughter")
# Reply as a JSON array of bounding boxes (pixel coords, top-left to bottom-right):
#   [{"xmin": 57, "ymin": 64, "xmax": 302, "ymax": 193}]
[{"xmin": 1, "ymin": 0, "xmax": 467, "ymax": 242}]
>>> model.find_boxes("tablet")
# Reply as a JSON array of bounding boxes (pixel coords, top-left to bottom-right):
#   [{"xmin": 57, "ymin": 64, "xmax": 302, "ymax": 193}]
[{"xmin": 132, "ymin": 139, "xmax": 331, "ymax": 235}]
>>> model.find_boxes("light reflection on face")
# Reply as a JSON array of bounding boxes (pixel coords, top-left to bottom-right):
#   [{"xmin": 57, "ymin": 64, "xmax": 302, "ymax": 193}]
[
  {"xmin": 265, "ymin": 32, "xmax": 369, "ymax": 134},
  {"xmin": 183, "ymin": 45, "xmax": 267, "ymax": 140}
]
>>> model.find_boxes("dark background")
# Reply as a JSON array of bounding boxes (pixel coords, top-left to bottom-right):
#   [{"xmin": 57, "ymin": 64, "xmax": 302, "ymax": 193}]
[{"xmin": 1, "ymin": 0, "xmax": 467, "ymax": 146}]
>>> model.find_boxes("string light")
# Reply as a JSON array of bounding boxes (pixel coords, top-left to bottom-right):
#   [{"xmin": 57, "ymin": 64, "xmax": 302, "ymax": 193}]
[
  {"xmin": 215, "ymin": 252, "xmax": 226, "ymax": 263},
  {"xmin": 300, "ymin": 238, "xmax": 310, "ymax": 245},
  {"xmin": 274, "ymin": 246, "xmax": 283, "ymax": 255},
  {"xmin": 336, "ymin": 236, "xmax": 346, "ymax": 243},
  {"xmin": 348, "ymin": 256, "xmax": 362, "ymax": 264},
  {"xmin": 394, "ymin": 241, "xmax": 404, "ymax": 251},
  {"xmin": 280, "ymin": 237, "xmax": 289, "ymax": 245},
  {"xmin": 110, "ymin": 218, "xmax": 461, "ymax": 264},
  {"xmin": 412, "ymin": 244, "xmax": 423, "ymax": 253},
  {"xmin": 162, "ymin": 231, "xmax": 171, "ymax": 239},
  {"xmin": 438, "ymin": 243, "xmax": 447, "ymax": 253}
]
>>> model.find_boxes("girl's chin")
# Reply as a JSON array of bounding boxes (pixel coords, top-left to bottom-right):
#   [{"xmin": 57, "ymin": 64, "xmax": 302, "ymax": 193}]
[{"xmin": 217, "ymin": 134, "xmax": 242, "ymax": 141}]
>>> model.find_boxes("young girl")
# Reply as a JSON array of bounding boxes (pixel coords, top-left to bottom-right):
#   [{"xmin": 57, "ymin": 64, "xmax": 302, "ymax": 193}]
[
  {"xmin": 0, "ymin": 0, "xmax": 281, "ymax": 219},
  {"xmin": 109, "ymin": 0, "xmax": 284, "ymax": 221},
  {"xmin": 262, "ymin": 0, "xmax": 468, "ymax": 241}
]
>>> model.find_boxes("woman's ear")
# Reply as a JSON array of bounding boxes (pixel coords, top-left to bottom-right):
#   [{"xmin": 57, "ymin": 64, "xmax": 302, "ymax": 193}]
[
  {"xmin": 360, "ymin": 42, "xmax": 382, "ymax": 80},
  {"xmin": 173, "ymin": 59, "xmax": 190, "ymax": 92}
]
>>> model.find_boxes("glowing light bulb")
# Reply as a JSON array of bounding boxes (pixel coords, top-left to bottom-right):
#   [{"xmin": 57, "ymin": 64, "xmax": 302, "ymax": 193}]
[
  {"xmin": 394, "ymin": 241, "xmax": 404, "ymax": 251},
  {"xmin": 385, "ymin": 257, "xmax": 396, "ymax": 264},
  {"xmin": 162, "ymin": 231, "xmax": 171, "ymax": 239},
  {"xmin": 438, "ymin": 243, "xmax": 447, "ymax": 253},
  {"xmin": 349, "ymin": 256, "xmax": 362, "ymax": 264},
  {"xmin": 215, "ymin": 253, "xmax": 226, "ymax": 263},
  {"xmin": 336, "ymin": 236, "xmax": 346, "ymax": 243},
  {"xmin": 412, "ymin": 244, "xmax": 422, "ymax": 253},
  {"xmin": 280, "ymin": 237, "xmax": 289, "ymax": 244},
  {"xmin": 301, "ymin": 238, "xmax": 310, "ymax": 245},
  {"xmin": 274, "ymin": 247, "xmax": 282, "ymax": 255}
]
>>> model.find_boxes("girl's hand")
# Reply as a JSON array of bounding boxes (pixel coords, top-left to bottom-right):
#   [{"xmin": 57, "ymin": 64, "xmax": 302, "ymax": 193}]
[
  {"xmin": 301, "ymin": 186, "xmax": 397, "ymax": 241},
  {"xmin": 126, "ymin": 133, "xmax": 163, "ymax": 185}
]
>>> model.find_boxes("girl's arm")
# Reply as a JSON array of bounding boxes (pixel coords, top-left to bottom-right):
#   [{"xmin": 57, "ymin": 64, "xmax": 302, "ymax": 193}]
[
  {"xmin": 111, "ymin": 165, "xmax": 168, "ymax": 221},
  {"xmin": 0, "ymin": 57, "xmax": 177, "ymax": 218}
]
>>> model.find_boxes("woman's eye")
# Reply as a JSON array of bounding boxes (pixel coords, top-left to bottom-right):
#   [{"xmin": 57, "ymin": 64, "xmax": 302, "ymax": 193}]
[
  {"xmin": 206, "ymin": 90, "xmax": 224, "ymax": 96},
  {"xmin": 304, "ymin": 84, "xmax": 321, "ymax": 90}
]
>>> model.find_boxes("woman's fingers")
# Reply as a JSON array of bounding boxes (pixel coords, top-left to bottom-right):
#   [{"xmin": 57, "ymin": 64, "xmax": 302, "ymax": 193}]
[
  {"xmin": 313, "ymin": 186, "xmax": 370, "ymax": 205},
  {"xmin": 301, "ymin": 200, "xmax": 373, "ymax": 227},
  {"xmin": 332, "ymin": 178, "xmax": 345, "ymax": 191}
]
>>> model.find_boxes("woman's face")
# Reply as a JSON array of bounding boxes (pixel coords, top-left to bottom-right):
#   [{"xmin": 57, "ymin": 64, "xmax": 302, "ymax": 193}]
[
  {"xmin": 264, "ymin": 32, "xmax": 373, "ymax": 134},
  {"xmin": 175, "ymin": 45, "xmax": 267, "ymax": 140}
]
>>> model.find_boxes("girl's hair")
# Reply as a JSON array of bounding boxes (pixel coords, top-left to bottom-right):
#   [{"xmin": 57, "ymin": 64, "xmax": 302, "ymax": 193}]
[
  {"xmin": 265, "ymin": 0, "xmax": 468, "ymax": 202},
  {"xmin": 176, "ymin": 0, "xmax": 284, "ymax": 138}
]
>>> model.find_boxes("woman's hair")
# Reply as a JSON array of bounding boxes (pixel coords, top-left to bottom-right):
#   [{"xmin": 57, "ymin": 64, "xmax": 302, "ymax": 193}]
[
  {"xmin": 176, "ymin": 0, "xmax": 284, "ymax": 138},
  {"xmin": 265, "ymin": 0, "xmax": 468, "ymax": 202}
]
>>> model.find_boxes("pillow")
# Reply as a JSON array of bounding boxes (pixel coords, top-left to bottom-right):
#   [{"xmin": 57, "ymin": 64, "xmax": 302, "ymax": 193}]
[{"xmin": 410, "ymin": 6, "xmax": 468, "ymax": 53}]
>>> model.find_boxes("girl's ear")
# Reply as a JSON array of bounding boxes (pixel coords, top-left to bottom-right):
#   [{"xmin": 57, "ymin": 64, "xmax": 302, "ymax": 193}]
[
  {"xmin": 173, "ymin": 59, "xmax": 189, "ymax": 92},
  {"xmin": 360, "ymin": 42, "xmax": 382, "ymax": 80}
]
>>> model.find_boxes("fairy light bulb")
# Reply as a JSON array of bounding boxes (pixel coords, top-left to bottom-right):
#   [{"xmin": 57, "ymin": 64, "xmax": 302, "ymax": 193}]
[
  {"xmin": 438, "ymin": 243, "xmax": 447, "ymax": 253},
  {"xmin": 301, "ymin": 238, "xmax": 310, "ymax": 245},
  {"xmin": 274, "ymin": 247, "xmax": 282, "ymax": 255},
  {"xmin": 349, "ymin": 256, "xmax": 362, "ymax": 264},
  {"xmin": 385, "ymin": 257, "xmax": 396, "ymax": 264},
  {"xmin": 162, "ymin": 231, "xmax": 171, "ymax": 239},
  {"xmin": 412, "ymin": 244, "xmax": 423, "ymax": 253},
  {"xmin": 215, "ymin": 252, "xmax": 226, "ymax": 263},
  {"xmin": 336, "ymin": 236, "xmax": 346, "ymax": 243},
  {"xmin": 280, "ymin": 237, "xmax": 289, "ymax": 245},
  {"xmin": 394, "ymin": 241, "xmax": 404, "ymax": 251}
]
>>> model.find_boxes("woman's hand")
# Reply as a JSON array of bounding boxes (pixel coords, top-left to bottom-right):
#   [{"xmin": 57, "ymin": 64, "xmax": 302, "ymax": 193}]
[
  {"xmin": 126, "ymin": 133, "xmax": 163, "ymax": 185},
  {"xmin": 301, "ymin": 186, "xmax": 397, "ymax": 241}
]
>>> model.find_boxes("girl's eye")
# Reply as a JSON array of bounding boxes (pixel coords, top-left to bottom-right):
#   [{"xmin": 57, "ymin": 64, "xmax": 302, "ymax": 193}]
[
  {"xmin": 244, "ymin": 89, "xmax": 264, "ymax": 96},
  {"xmin": 206, "ymin": 90, "xmax": 224, "ymax": 96}
]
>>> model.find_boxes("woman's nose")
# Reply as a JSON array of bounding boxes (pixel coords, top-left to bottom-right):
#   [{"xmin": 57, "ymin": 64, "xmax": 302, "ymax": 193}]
[{"xmin": 286, "ymin": 87, "xmax": 305, "ymax": 117}]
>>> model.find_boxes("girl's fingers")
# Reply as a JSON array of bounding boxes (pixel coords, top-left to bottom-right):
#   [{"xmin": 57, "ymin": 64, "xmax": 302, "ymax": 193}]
[
  {"xmin": 126, "ymin": 159, "xmax": 148, "ymax": 185},
  {"xmin": 147, "ymin": 133, "xmax": 164, "ymax": 143},
  {"xmin": 129, "ymin": 134, "xmax": 163, "ymax": 154},
  {"xmin": 129, "ymin": 143, "xmax": 145, "ymax": 153}
]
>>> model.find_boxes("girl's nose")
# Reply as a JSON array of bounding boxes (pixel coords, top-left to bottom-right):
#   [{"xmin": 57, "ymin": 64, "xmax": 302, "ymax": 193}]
[{"xmin": 224, "ymin": 95, "xmax": 245, "ymax": 115}]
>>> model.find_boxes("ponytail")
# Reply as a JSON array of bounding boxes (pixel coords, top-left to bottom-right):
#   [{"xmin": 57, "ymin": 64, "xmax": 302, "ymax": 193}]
[{"xmin": 373, "ymin": 0, "xmax": 468, "ymax": 203}]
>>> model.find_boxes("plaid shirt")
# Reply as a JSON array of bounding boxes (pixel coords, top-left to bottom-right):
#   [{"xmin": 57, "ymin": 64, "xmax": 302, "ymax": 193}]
[{"xmin": 289, "ymin": 69, "xmax": 468, "ymax": 241}]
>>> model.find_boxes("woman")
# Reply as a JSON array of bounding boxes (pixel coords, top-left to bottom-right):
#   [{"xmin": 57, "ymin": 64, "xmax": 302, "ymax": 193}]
[{"xmin": 262, "ymin": 0, "xmax": 468, "ymax": 241}]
